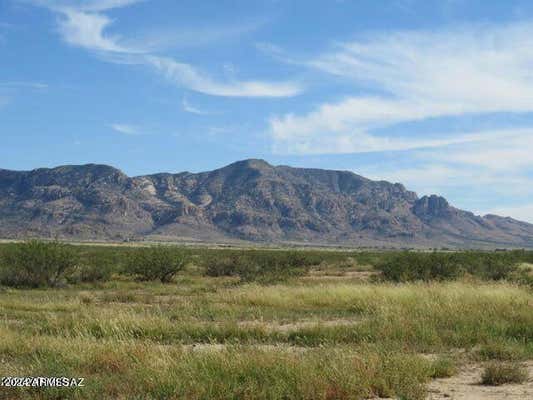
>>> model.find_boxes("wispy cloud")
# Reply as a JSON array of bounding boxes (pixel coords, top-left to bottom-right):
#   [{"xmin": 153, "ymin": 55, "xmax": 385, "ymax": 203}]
[
  {"xmin": 268, "ymin": 22, "xmax": 533, "ymax": 153},
  {"xmin": 181, "ymin": 97, "xmax": 209, "ymax": 115},
  {"xmin": 56, "ymin": 8, "xmax": 135, "ymax": 53},
  {"xmin": 362, "ymin": 160, "xmax": 533, "ymax": 197},
  {"xmin": 423, "ymin": 130, "xmax": 533, "ymax": 171},
  {"xmin": 147, "ymin": 56, "xmax": 302, "ymax": 98},
  {"xmin": 109, "ymin": 123, "xmax": 141, "ymax": 135},
  {"xmin": 130, "ymin": 20, "xmax": 267, "ymax": 52},
  {"xmin": 30, "ymin": 0, "xmax": 302, "ymax": 98},
  {"xmin": 355, "ymin": 127, "xmax": 533, "ymax": 222}
]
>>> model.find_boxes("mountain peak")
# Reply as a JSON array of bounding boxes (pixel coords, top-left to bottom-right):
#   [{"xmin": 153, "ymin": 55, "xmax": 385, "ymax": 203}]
[
  {"xmin": 225, "ymin": 159, "xmax": 273, "ymax": 170},
  {"xmin": 0, "ymin": 161, "xmax": 532, "ymax": 248},
  {"xmin": 28, "ymin": 163, "xmax": 125, "ymax": 178}
]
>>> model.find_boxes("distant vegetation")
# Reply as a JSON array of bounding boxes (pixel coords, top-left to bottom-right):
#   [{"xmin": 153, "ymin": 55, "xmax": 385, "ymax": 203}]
[
  {"xmin": 1, "ymin": 241, "xmax": 532, "ymax": 287},
  {"xmin": 376, "ymin": 250, "xmax": 533, "ymax": 283}
]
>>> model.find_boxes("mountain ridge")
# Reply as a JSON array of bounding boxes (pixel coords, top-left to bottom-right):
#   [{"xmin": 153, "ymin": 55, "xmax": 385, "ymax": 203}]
[{"xmin": 0, "ymin": 160, "xmax": 531, "ymax": 248}]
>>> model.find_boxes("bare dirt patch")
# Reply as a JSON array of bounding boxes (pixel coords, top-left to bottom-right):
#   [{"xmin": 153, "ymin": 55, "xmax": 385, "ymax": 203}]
[
  {"xmin": 237, "ymin": 318, "xmax": 360, "ymax": 332},
  {"xmin": 427, "ymin": 361, "xmax": 533, "ymax": 399}
]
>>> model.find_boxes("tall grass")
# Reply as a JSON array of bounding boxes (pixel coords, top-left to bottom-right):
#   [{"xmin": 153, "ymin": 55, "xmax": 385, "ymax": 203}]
[
  {"xmin": 1, "ymin": 244, "xmax": 533, "ymax": 399},
  {"xmin": 0, "ymin": 327, "xmax": 432, "ymax": 400}
]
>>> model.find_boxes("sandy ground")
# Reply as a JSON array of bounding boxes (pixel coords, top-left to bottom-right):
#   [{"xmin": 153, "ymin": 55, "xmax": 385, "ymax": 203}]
[{"xmin": 427, "ymin": 361, "xmax": 533, "ymax": 399}]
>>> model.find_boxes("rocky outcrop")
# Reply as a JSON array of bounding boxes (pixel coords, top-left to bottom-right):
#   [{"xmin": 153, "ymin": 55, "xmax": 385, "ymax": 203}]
[{"xmin": 0, "ymin": 160, "xmax": 531, "ymax": 248}]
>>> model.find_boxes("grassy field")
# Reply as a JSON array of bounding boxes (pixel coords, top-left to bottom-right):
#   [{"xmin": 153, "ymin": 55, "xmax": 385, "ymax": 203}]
[{"xmin": 0, "ymin": 244, "xmax": 532, "ymax": 399}]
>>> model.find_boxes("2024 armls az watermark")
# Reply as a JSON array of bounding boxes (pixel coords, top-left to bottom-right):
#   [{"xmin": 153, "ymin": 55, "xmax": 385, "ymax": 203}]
[{"xmin": 1, "ymin": 376, "xmax": 85, "ymax": 388}]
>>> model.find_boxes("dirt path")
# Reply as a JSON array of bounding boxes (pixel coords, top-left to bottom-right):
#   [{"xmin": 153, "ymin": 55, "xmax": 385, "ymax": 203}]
[{"xmin": 427, "ymin": 361, "xmax": 533, "ymax": 399}]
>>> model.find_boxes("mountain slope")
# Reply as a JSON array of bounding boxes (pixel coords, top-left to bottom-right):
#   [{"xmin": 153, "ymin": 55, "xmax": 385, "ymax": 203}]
[{"xmin": 0, "ymin": 160, "xmax": 531, "ymax": 248}]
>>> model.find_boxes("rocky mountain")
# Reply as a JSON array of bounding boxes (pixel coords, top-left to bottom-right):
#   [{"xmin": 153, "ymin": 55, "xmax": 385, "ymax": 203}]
[{"xmin": 0, "ymin": 159, "xmax": 532, "ymax": 248}]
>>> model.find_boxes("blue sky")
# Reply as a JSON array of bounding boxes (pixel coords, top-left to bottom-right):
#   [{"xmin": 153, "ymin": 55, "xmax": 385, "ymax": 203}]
[{"xmin": 1, "ymin": 0, "xmax": 533, "ymax": 222}]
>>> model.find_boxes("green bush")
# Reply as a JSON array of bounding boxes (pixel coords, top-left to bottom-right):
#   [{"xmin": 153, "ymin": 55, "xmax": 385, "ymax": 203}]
[
  {"xmin": 377, "ymin": 251, "xmax": 520, "ymax": 282},
  {"xmin": 202, "ymin": 250, "xmax": 315, "ymax": 283},
  {"xmin": 481, "ymin": 362, "xmax": 528, "ymax": 385},
  {"xmin": 69, "ymin": 251, "xmax": 116, "ymax": 283},
  {"xmin": 377, "ymin": 252, "xmax": 464, "ymax": 282},
  {"xmin": 0, "ymin": 240, "xmax": 78, "ymax": 288},
  {"xmin": 125, "ymin": 246, "xmax": 189, "ymax": 283}
]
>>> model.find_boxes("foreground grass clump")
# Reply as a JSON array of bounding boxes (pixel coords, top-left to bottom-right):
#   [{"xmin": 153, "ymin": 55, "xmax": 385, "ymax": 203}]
[
  {"xmin": 481, "ymin": 362, "xmax": 529, "ymax": 386},
  {"xmin": 429, "ymin": 357, "xmax": 457, "ymax": 378}
]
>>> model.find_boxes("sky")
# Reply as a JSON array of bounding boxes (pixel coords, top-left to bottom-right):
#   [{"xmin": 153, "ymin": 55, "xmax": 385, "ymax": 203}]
[{"xmin": 1, "ymin": 0, "xmax": 532, "ymax": 222}]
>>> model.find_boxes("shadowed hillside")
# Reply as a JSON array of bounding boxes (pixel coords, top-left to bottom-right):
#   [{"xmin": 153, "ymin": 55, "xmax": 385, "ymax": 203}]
[{"xmin": 0, "ymin": 159, "xmax": 532, "ymax": 248}]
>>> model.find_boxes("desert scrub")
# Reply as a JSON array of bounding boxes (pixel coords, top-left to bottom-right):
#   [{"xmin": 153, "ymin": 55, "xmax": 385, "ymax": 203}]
[
  {"xmin": 481, "ymin": 362, "xmax": 528, "ymax": 385},
  {"xmin": 429, "ymin": 357, "xmax": 457, "ymax": 378},
  {"xmin": 476, "ymin": 340, "xmax": 530, "ymax": 361},
  {"xmin": 202, "ymin": 250, "xmax": 314, "ymax": 283},
  {"xmin": 125, "ymin": 246, "xmax": 189, "ymax": 283},
  {"xmin": 1, "ymin": 244, "xmax": 533, "ymax": 400},
  {"xmin": 0, "ymin": 240, "xmax": 77, "ymax": 288},
  {"xmin": 376, "ymin": 251, "xmax": 523, "ymax": 282},
  {"xmin": 68, "ymin": 251, "xmax": 117, "ymax": 283}
]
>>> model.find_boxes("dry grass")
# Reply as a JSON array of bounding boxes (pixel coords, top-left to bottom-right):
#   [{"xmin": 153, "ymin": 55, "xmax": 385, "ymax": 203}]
[{"xmin": 0, "ymin": 269, "xmax": 532, "ymax": 399}]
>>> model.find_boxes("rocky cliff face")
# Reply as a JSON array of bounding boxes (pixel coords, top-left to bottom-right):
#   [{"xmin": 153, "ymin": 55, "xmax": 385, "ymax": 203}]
[{"xmin": 0, "ymin": 160, "xmax": 531, "ymax": 248}]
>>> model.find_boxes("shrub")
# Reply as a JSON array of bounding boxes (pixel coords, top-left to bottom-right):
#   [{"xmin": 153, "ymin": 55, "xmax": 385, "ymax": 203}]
[
  {"xmin": 0, "ymin": 240, "xmax": 77, "ymax": 288},
  {"xmin": 377, "ymin": 251, "xmax": 520, "ymax": 282},
  {"xmin": 125, "ymin": 246, "xmax": 189, "ymax": 283},
  {"xmin": 377, "ymin": 252, "xmax": 464, "ymax": 282},
  {"xmin": 481, "ymin": 362, "xmax": 528, "ymax": 385},
  {"xmin": 202, "ymin": 250, "xmax": 314, "ymax": 283},
  {"xmin": 69, "ymin": 252, "xmax": 116, "ymax": 283},
  {"xmin": 203, "ymin": 252, "xmax": 243, "ymax": 277}
]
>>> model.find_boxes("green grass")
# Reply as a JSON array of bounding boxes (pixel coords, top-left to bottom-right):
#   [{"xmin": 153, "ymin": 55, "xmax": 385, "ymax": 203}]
[
  {"xmin": 1, "ymin": 244, "xmax": 533, "ymax": 399},
  {"xmin": 481, "ymin": 362, "xmax": 529, "ymax": 386}
]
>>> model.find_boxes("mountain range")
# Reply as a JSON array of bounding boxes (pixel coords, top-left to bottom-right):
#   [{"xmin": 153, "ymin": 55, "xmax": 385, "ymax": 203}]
[{"xmin": 0, "ymin": 159, "xmax": 532, "ymax": 248}]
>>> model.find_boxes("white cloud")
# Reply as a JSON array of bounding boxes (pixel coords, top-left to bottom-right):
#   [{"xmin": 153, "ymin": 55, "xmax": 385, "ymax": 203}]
[
  {"xmin": 310, "ymin": 23, "xmax": 533, "ymax": 111},
  {"xmin": 363, "ymin": 162, "xmax": 533, "ymax": 197},
  {"xmin": 425, "ymin": 130, "xmax": 533, "ymax": 171},
  {"xmin": 56, "ymin": 8, "xmax": 134, "ymax": 53},
  {"xmin": 109, "ymin": 123, "xmax": 140, "ymax": 135},
  {"xmin": 147, "ymin": 56, "xmax": 302, "ymax": 98},
  {"xmin": 270, "ymin": 97, "xmax": 466, "ymax": 154},
  {"xmin": 31, "ymin": 0, "xmax": 302, "ymax": 98},
  {"xmin": 181, "ymin": 97, "xmax": 209, "ymax": 115},
  {"xmin": 131, "ymin": 20, "xmax": 266, "ymax": 52},
  {"xmin": 269, "ymin": 22, "xmax": 533, "ymax": 153}
]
